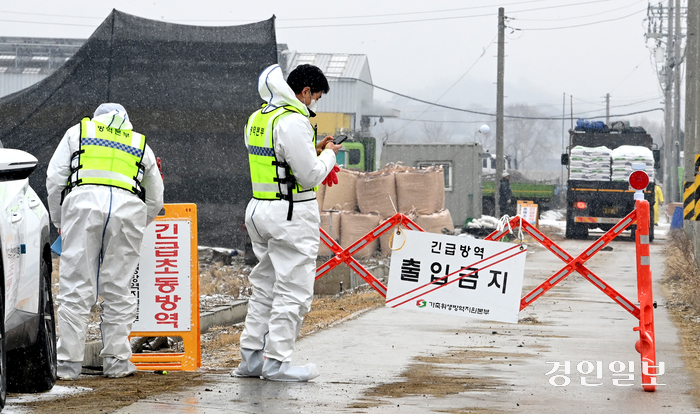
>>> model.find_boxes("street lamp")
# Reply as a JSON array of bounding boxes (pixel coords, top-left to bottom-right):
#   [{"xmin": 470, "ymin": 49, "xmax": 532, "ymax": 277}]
[{"xmin": 474, "ymin": 124, "xmax": 490, "ymax": 146}]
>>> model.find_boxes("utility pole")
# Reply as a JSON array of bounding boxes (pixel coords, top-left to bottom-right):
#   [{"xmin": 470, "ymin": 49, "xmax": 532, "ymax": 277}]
[
  {"xmin": 562, "ymin": 92, "xmax": 566, "ymax": 186},
  {"xmin": 684, "ymin": 0, "xmax": 697, "ymax": 242},
  {"xmin": 495, "ymin": 7, "xmax": 505, "ymax": 217},
  {"xmin": 664, "ymin": 0, "xmax": 676, "ymax": 202},
  {"xmin": 605, "ymin": 93, "xmax": 610, "ymax": 125},
  {"xmin": 674, "ymin": 0, "xmax": 682, "ymax": 152}
]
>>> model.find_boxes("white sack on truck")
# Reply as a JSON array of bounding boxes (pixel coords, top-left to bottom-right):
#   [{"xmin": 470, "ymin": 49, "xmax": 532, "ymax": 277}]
[
  {"xmin": 569, "ymin": 145, "xmax": 612, "ymax": 181},
  {"xmin": 611, "ymin": 145, "xmax": 655, "ymax": 182}
]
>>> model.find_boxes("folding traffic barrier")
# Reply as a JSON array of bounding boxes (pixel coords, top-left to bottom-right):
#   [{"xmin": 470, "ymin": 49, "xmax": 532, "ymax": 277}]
[
  {"xmin": 129, "ymin": 203, "xmax": 201, "ymax": 371},
  {"xmin": 316, "ymin": 190, "xmax": 659, "ymax": 391},
  {"xmin": 316, "ymin": 213, "xmax": 424, "ymax": 297},
  {"xmin": 484, "ymin": 198, "xmax": 658, "ymax": 391}
]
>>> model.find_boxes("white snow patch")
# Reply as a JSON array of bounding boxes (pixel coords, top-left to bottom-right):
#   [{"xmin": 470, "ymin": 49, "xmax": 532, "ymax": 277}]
[{"xmin": 5, "ymin": 385, "xmax": 92, "ymax": 412}]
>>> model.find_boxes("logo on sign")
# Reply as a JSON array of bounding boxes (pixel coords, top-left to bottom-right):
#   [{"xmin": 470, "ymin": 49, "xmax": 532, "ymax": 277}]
[{"xmin": 416, "ymin": 299, "xmax": 427, "ymax": 308}]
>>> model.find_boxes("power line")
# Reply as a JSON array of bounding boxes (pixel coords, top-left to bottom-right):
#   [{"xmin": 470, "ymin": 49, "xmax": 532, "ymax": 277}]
[
  {"xmin": 277, "ymin": 0, "xmax": 613, "ymax": 29},
  {"xmin": 0, "ymin": 18, "xmax": 96, "ymax": 27},
  {"xmin": 0, "ymin": 0, "xmax": 652, "ymax": 30},
  {"xmin": 279, "ymin": 0, "xmax": 554, "ymax": 21},
  {"xmin": 390, "ymin": 34, "xmax": 498, "ymax": 136},
  {"xmin": 510, "ymin": 2, "xmax": 662, "ymax": 31},
  {"xmin": 343, "ymin": 76, "xmax": 663, "ymax": 120},
  {"xmin": 0, "ymin": 10, "xmax": 103, "ymax": 19},
  {"xmin": 0, "ymin": 0, "xmax": 602, "ymax": 24},
  {"xmin": 514, "ymin": 0, "xmax": 642, "ymax": 21}
]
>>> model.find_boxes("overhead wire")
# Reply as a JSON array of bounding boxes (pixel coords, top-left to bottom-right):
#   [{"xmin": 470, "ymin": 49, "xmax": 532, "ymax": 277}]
[
  {"xmin": 276, "ymin": 0, "xmax": 616, "ymax": 29},
  {"xmin": 509, "ymin": 0, "xmax": 664, "ymax": 31},
  {"xmin": 514, "ymin": 0, "xmax": 642, "ymax": 21},
  {"xmin": 343, "ymin": 76, "xmax": 663, "ymax": 120},
  {"xmin": 387, "ymin": 33, "xmax": 498, "ymax": 137},
  {"xmin": 0, "ymin": 1, "xmax": 602, "ymax": 27}
]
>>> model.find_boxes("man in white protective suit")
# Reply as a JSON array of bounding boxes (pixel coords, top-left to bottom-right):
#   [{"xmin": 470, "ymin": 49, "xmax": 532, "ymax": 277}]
[
  {"xmin": 232, "ymin": 64, "xmax": 341, "ymax": 381},
  {"xmin": 46, "ymin": 103, "xmax": 164, "ymax": 379}
]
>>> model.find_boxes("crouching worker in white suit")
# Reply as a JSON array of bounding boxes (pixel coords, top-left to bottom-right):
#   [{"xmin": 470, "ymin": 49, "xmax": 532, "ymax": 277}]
[
  {"xmin": 232, "ymin": 64, "xmax": 342, "ymax": 381},
  {"xmin": 46, "ymin": 103, "xmax": 164, "ymax": 380}
]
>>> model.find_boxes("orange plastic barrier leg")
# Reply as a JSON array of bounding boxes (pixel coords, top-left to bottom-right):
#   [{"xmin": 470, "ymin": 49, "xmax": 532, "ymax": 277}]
[
  {"xmin": 485, "ymin": 207, "xmax": 657, "ymax": 392},
  {"xmin": 633, "ymin": 200, "xmax": 657, "ymax": 392},
  {"xmin": 316, "ymin": 213, "xmax": 424, "ymax": 297}
]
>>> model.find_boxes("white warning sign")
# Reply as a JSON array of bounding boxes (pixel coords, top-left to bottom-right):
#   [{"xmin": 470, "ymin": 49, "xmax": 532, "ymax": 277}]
[{"xmin": 385, "ymin": 230, "xmax": 527, "ymax": 324}]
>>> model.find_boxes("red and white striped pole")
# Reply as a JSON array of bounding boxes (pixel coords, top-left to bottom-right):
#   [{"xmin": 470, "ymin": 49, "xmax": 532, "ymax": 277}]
[{"xmin": 629, "ymin": 168, "xmax": 657, "ymax": 392}]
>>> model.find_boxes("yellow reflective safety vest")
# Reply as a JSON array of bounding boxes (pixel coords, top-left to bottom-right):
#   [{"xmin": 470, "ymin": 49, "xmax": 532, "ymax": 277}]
[
  {"xmin": 246, "ymin": 104, "xmax": 317, "ymax": 220},
  {"xmin": 62, "ymin": 117, "xmax": 147, "ymax": 203}
]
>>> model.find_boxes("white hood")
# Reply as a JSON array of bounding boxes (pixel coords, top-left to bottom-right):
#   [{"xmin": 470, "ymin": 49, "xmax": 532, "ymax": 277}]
[
  {"xmin": 258, "ymin": 64, "xmax": 309, "ymax": 117},
  {"xmin": 92, "ymin": 103, "xmax": 133, "ymax": 130}
]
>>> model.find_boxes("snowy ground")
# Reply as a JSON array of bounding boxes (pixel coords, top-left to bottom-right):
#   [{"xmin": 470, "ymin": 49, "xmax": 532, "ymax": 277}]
[
  {"xmin": 4, "ymin": 385, "xmax": 93, "ymax": 413},
  {"xmin": 472, "ymin": 207, "xmax": 670, "ymax": 240}
]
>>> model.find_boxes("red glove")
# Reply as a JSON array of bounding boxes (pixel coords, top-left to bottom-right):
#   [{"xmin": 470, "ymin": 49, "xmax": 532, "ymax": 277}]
[{"xmin": 323, "ymin": 165, "xmax": 340, "ymax": 187}]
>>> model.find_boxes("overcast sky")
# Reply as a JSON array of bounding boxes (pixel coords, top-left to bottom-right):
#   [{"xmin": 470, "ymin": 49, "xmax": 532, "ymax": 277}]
[{"xmin": 0, "ymin": 0, "xmax": 676, "ymax": 133}]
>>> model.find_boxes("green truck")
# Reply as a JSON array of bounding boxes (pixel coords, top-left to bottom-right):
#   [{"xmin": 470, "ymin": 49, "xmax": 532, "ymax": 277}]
[{"xmin": 481, "ymin": 180, "xmax": 557, "ymax": 217}]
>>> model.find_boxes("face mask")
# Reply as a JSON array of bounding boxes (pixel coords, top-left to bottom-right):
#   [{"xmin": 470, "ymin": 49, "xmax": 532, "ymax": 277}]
[{"xmin": 307, "ymin": 98, "xmax": 317, "ymax": 113}]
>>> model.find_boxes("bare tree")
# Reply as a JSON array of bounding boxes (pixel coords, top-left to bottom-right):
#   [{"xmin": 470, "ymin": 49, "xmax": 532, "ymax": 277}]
[
  {"xmin": 629, "ymin": 116, "xmax": 664, "ymax": 147},
  {"xmin": 420, "ymin": 121, "xmax": 450, "ymax": 143},
  {"xmin": 503, "ymin": 104, "xmax": 559, "ymax": 170},
  {"xmin": 473, "ymin": 127, "xmax": 493, "ymax": 150}
]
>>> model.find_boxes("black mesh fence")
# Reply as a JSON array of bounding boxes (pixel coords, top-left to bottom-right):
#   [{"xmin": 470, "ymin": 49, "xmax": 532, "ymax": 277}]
[{"xmin": 0, "ymin": 10, "xmax": 277, "ymax": 248}]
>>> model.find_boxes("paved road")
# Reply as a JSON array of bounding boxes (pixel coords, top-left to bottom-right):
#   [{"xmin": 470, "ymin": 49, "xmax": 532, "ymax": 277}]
[{"xmin": 114, "ymin": 228, "xmax": 699, "ymax": 414}]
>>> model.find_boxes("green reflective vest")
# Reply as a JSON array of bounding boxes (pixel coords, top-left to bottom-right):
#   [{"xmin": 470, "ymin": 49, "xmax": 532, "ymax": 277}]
[
  {"xmin": 67, "ymin": 118, "xmax": 146, "ymax": 199},
  {"xmin": 246, "ymin": 104, "xmax": 317, "ymax": 205}
]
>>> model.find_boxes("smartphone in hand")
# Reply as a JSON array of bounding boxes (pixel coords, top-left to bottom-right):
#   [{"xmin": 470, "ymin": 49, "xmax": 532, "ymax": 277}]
[{"xmin": 333, "ymin": 135, "xmax": 348, "ymax": 145}]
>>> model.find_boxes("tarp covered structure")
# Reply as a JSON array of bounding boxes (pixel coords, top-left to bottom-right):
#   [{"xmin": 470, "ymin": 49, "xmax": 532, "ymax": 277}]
[{"xmin": 0, "ymin": 10, "xmax": 277, "ymax": 247}]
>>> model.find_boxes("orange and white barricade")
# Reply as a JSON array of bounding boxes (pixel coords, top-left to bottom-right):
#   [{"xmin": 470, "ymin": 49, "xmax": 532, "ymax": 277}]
[
  {"xmin": 129, "ymin": 203, "xmax": 200, "ymax": 371},
  {"xmin": 316, "ymin": 170, "xmax": 659, "ymax": 391}
]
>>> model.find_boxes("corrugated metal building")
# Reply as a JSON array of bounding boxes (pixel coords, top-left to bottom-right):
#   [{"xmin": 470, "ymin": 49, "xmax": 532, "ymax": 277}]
[
  {"xmin": 1, "ymin": 40, "xmax": 398, "ymax": 141},
  {"xmin": 280, "ymin": 46, "xmax": 399, "ymax": 137},
  {"xmin": 380, "ymin": 143, "xmax": 484, "ymax": 225},
  {"xmin": 0, "ymin": 37, "xmax": 83, "ymax": 97}
]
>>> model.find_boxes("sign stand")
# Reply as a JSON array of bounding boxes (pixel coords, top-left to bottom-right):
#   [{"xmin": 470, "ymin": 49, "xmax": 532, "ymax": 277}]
[
  {"xmin": 129, "ymin": 203, "xmax": 200, "ymax": 371},
  {"xmin": 516, "ymin": 200, "xmax": 539, "ymax": 228}
]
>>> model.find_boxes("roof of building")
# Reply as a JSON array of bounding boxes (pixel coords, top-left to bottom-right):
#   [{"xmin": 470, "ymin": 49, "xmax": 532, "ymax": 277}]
[
  {"xmin": 0, "ymin": 37, "xmax": 84, "ymax": 75},
  {"xmin": 284, "ymin": 52, "xmax": 371, "ymax": 82}
]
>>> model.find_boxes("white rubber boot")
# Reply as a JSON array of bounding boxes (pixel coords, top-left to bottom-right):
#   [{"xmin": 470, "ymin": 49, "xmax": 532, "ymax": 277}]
[
  {"xmin": 261, "ymin": 358, "xmax": 320, "ymax": 382},
  {"xmin": 231, "ymin": 348, "xmax": 264, "ymax": 378},
  {"xmin": 57, "ymin": 360, "xmax": 82, "ymax": 380},
  {"xmin": 103, "ymin": 356, "xmax": 138, "ymax": 378}
]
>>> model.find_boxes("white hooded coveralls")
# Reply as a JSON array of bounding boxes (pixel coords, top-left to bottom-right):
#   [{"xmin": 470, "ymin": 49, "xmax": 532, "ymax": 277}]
[
  {"xmin": 239, "ymin": 65, "xmax": 336, "ymax": 364},
  {"xmin": 46, "ymin": 104, "xmax": 164, "ymax": 377}
]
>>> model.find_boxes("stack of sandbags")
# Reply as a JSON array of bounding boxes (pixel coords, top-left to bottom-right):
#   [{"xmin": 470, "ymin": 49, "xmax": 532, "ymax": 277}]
[
  {"xmin": 434, "ymin": 167, "xmax": 445, "ymax": 211},
  {"xmin": 568, "ymin": 146, "xmax": 611, "ymax": 181},
  {"xmin": 611, "ymin": 145, "xmax": 655, "ymax": 182},
  {"xmin": 318, "ymin": 211, "xmax": 341, "ymax": 257},
  {"xmin": 415, "ymin": 209, "xmax": 455, "ymax": 234},
  {"xmin": 340, "ymin": 212, "xmax": 381, "ymax": 259},
  {"xmin": 356, "ymin": 170, "xmax": 398, "ymax": 218},
  {"xmin": 377, "ymin": 211, "xmax": 418, "ymax": 257},
  {"xmin": 322, "ymin": 168, "xmax": 360, "ymax": 212},
  {"xmin": 395, "ymin": 166, "xmax": 444, "ymax": 215},
  {"xmin": 316, "ymin": 182, "xmax": 326, "ymax": 214},
  {"xmin": 316, "ymin": 164, "xmax": 451, "ymax": 260}
]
